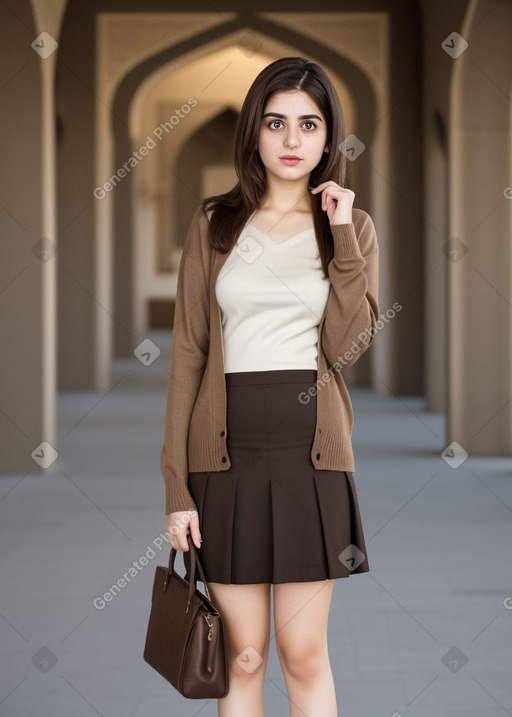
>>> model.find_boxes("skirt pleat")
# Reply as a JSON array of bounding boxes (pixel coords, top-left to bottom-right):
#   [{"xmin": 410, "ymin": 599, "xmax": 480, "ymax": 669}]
[{"xmin": 183, "ymin": 369, "xmax": 370, "ymax": 584}]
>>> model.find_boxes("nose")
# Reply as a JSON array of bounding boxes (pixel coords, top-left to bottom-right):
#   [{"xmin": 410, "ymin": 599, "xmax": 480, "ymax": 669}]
[{"xmin": 284, "ymin": 126, "xmax": 300, "ymax": 149}]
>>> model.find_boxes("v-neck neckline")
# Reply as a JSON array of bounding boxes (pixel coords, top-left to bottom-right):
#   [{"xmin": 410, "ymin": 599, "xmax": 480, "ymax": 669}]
[{"xmin": 246, "ymin": 222, "xmax": 315, "ymax": 247}]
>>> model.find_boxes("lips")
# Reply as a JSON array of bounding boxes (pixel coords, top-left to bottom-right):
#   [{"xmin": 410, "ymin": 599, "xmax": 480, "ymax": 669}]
[
  {"xmin": 280, "ymin": 156, "xmax": 301, "ymax": 159},
  {"xmin": 280, "ymin": 156, "xmax": 302, "ymax": 166}
]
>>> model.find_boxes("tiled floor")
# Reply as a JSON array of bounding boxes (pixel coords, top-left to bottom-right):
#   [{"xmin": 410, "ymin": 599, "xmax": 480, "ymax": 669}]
[{"xmin": 1, "ymin": 330, "xmax": 511, "ymax": 716}]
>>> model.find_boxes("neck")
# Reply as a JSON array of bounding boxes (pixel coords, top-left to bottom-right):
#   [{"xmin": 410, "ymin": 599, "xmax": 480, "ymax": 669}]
[{"xmin": 260, "ymin": 173, "xmax": 312, "ymax": 214}]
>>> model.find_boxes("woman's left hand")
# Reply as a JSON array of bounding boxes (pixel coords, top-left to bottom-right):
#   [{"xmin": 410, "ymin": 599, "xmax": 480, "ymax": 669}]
[{"xmin": 310, "ymin": 181, "xmax": 355, "ymax": 225}]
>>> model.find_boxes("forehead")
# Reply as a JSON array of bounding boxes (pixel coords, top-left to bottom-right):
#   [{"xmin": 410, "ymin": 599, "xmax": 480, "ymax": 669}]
[{"xmin": 263, "ymin": 90, "xmax": 323, "ymax": 116}]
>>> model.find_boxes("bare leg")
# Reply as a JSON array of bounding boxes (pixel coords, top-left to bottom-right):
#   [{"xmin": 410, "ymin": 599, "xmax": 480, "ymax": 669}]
[
  {"xmin": 273, "ymin": 579, "xmax": 337, "ymax": 717},
  {"xmin": 208, "ymin": 581, "xmax": 271, "ymax": 717}
]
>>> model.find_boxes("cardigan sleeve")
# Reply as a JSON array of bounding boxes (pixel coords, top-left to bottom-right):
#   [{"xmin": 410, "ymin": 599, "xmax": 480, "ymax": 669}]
[
  {"xmin": 320, "ymin": 210, "xmax": 380, "ymax": 371},
  {"xmin": 160, "ymin": 205, "xmax": 210, "ymax": 516}
]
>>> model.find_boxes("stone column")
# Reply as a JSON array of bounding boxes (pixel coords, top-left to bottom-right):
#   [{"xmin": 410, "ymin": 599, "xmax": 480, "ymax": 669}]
[
  {"xmin": 0, "ymin": 1, "xmax": 65, "ymax": 472},
  {"xmin": 448, "ymin": 0, "xmax": 512, "ymax": 456}
]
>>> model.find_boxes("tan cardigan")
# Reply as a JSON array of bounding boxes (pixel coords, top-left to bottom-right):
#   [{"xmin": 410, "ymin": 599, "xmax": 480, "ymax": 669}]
[{"xmin": 161, "ymin": 203, "xmax": 380, "ymax": 515}]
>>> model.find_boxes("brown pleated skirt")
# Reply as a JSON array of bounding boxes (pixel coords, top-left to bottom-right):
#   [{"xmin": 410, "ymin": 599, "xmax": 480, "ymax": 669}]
[{"xmin": 183, "ymin": 369, "xmax": 369, "ymax": 585}]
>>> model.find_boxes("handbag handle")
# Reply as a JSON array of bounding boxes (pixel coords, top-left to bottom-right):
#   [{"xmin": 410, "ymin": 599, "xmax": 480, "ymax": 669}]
[{"xmin": 165, "ymin": 533, "xmax": 212, "ymax": 608}]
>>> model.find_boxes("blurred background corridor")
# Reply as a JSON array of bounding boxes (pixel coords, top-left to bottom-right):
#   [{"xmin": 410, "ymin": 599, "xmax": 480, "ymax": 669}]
[{"xmin": 1, "ymin": 0, "xmax": 511, "ymax": 715}]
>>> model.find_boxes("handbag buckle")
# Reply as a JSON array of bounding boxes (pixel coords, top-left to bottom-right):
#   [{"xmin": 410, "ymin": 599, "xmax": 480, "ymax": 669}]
[{"xmin": 204, "ymin": 613, "xmax": 217, "ymax": 640}]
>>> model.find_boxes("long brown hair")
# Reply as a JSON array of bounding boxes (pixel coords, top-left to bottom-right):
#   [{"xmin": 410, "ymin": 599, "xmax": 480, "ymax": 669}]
[{"xmin": 201, "ymin": 56, "xmax": 347, "ymax": 279}]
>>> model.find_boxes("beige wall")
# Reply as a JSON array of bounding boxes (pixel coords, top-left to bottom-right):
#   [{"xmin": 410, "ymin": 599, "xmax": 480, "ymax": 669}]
[
  {"xmin": 448, "ymin": 0, "xmax": 512, "ymax": 456},
  {"xmin": 0, "ymin": 1, "xmax": 45, "ymax": 472}
]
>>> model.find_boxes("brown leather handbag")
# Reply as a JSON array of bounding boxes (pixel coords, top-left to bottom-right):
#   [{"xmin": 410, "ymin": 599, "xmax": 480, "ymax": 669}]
[{"xmin": 143, "ymin": 533, "xmax": 229, "ymax": 698}]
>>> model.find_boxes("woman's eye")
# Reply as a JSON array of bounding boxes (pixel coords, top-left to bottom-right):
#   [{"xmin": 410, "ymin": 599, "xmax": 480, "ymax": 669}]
[{"xmin": 267, "ymin": 120, "xmax": 316, "ymax": 130}]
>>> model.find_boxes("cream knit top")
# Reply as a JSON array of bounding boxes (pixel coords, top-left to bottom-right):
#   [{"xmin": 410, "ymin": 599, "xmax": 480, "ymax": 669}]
[{"xmin": 216, "ymin": 222, "xmax": 331, "ymax": 373}]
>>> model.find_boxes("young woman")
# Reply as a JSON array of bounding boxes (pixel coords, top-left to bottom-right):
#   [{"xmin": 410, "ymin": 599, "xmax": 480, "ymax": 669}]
[{"xmin": 161, "ymin": 56, "xmax": 380, "ymax": 717}]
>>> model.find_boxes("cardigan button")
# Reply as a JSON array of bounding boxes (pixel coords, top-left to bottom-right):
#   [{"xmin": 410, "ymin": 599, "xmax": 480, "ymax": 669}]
[
  {"xmin": 221, "ymin": 456, "xmax": 227, "ymax": 462},
  {"xmin": 316, "ymin": 452, "xmax": 321, "ymax": 460},
  {"xmin": 220, "ymin": 431, "xmax": 225, "ymax": 437}
]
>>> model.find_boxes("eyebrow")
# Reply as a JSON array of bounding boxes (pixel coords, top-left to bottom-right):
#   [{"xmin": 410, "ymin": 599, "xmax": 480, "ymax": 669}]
[{"xmin": 262, "ymin": 112, "xmax": 323, "ymax": 121}]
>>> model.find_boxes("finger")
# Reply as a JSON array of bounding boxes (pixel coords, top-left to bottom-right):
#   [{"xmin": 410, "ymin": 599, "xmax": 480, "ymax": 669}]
[
  {"xmin": 310, "ymin": 181, "xmax": 338, "ymax": 193},
  {"xmin": 190, "ymin": 526, "xmax": 202, "ymax": 549},
  {"xmin": 317, "ymin": 187, "xmax": 343, "ymax": 205},
  {"xmin": 172, "ymin": 531, "xmax": 189, "ymax": 551},
  {"xmin": 189, "ymin": 513, "xmax": 202, "ymax": 549},
  {"xmin": 322, "ymin": 190, "xmax": 341, "ymax": 209},
  {"xmin": 324, "ymin": 189, "xmax": 346, "ymax": 202}
]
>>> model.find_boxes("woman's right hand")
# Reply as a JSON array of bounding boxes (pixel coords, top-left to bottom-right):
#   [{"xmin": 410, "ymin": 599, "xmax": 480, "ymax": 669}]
[{"xmin": 165, "ymin": 509, "xmax": 202, "ymax": 551}]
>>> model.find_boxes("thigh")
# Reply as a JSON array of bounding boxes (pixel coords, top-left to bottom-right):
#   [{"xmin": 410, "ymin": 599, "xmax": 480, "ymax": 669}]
[
  {"xmin": 273, "ymin": 580, "xmax": 335, "ymax": 654},
  {"xmin": 208, "ymin": 582, "xmax": 272, "ymax": 674}
]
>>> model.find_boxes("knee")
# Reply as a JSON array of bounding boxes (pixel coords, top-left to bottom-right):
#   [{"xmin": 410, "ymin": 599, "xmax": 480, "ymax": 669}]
[
  {"xmin": 276, "ymin": 639, "xmax": 327, "ymax": 683},
  {"xmin": 229, "ymin": 642, "xmax": 268, "ymax": 680}
]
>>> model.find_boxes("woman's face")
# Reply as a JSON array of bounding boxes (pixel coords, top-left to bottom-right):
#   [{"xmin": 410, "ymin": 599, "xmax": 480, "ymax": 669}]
[{"xmin": 256, "ymin": 89, "xmax": 329, "ymax": 183}]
